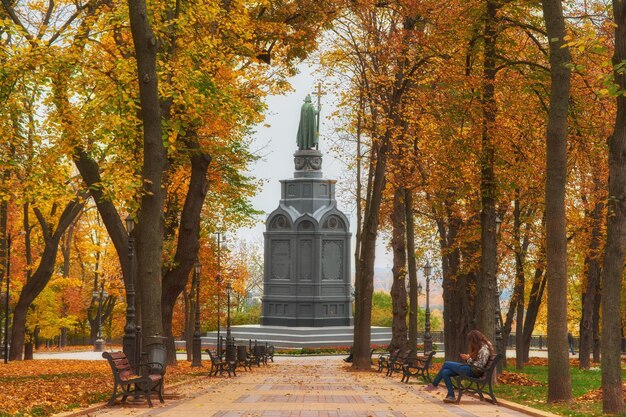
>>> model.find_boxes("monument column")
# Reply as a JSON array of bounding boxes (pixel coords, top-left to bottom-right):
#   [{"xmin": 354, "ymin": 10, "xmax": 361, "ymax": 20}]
[{"xmin": 261, "ymin": 96, "xmax": 352, "ymax": 327}]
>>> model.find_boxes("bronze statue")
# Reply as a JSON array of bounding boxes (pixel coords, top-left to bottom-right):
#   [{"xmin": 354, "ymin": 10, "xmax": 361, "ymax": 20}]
[{"xmin": 296, "ymin": 95, "xmax": 319, "ymax": 150}]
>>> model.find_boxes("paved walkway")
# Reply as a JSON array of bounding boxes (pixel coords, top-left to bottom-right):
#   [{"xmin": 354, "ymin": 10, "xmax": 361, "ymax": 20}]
[
  {"xmin": 34, "ymin": 349, "xmax": 551, "ymax": 361},
  {"xmin": 88, "ymin": 356, "xmax": 534, "ymax": 417}
]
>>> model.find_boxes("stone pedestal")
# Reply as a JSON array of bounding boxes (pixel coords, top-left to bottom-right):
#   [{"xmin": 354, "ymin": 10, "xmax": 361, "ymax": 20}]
[{"xmin": 261, "ymin": 149, "xmax": 353, "ymax": 327}]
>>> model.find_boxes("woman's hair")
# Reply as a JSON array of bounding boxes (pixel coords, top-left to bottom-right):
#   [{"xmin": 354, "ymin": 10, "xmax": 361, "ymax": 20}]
[{"xmin": 467, "ymin": 330, "xmax": 494, "ymax": 358}]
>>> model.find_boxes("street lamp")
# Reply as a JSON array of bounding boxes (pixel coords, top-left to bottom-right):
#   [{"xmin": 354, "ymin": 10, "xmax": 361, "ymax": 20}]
[
  {"xmin": 122, "ymin": 215, "xmax": 140, "ymax": 367},
  {"xmin": 213, "ymin": 232, "xmax": 224, "ymax": 357},
  {"xmin": 224, "ymin": 282, "xmax": 237, "ymax": 364},
  {"xmin": 494, "ymin": 214, "xmax": 503, "ymax": 372},
  {"xmin": 417, "ymin": 281, "xmax": 422, "ymax": 347},
  {"xmin": 192, "ymin": 260, "xmax": 202, "ymax": 367},
  {"xmin": 216, "ymin": 273, "xmax": 222, "ymax": 356},
  {"xmin": 94, "ymin": 283, "xmax": 107, "ymax": 352},
  {"xmin": 423, "ymin": 260, "xmax": 433, "ymax": 354},
  {"xmin": 226, "ymin": 282, "xmax": 232, "ymax": 343}
]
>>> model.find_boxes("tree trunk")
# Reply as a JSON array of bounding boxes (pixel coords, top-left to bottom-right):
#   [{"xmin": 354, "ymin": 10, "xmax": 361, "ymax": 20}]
[
  {"xmin": 601, "ymin": 2, "xmax": 626, "ymax": 412},
  {"xmin": 127, "ymin": 0, "xmax": 166, "ymax": 350},
  {"xmin": 476, "ymin": 0, "xmax": 500, "ymax": 345},
  {"xmin": 579, "ymin": 195, "xmax": 603, "ymax": 369},
  {"xmin": 437, "ymin": 214, "xmax": 472, "ymax": 360},
  {"xmin": 33, "ymin": 326, "xmax": 40, "ymax": 350},
  {"xmin": 182, "ymin": 289, "xmax": 190, "ymax": 360},
  {"xmin": 185, "ymin": 289, "xmax": 195, "ymax": 362},
  {"xmin": 24, "ymin": 341, "xmax": 33, "ymax": 360},
  {"xmin": 513, "ymin": 196, "xmax": 529, "ymax": 370},
  {"xmin": 59, "ymin": 223, "xmax": 74, "ymax": 350},
  {"xmin": 72, "ymin": 148, "xmax": 131, "ymax": 287},
  {"xmin": 59, "ymin": 328, "xmax": 68, "ymax": 348},
  {"xmin": 405, "ymin": 189, "xmax": 418, "ymax": 354},
  {"xmin": 0, "ymin": 196, "xmax": 6, "ymax": 340},
  {"xmin": 354, "ymin": 91, "xmax": 364, "ymax": 287},
  {"xmin": 23, "ymin": 203, "xmax": 32, "ymax": 282},
  {"xmin": 353, "ymin": 136, "xmax": 390, "ymax": 369},
  {"xmin": 9, "ymin": 200, "xmax": 83, "ymax": 360},
  {"xmin": 592, "ymin": 284, "xmax": 601, "ymax": 363},
  {"xmin": 522, "ymin": 257, "xmax": 546, "ymax": 363},
  {"xmin": 163, "ymin": 299, "xmax": 178, "ymax": 364},
  {"xmin": 161, "ymin": 141, "xmax": 210, "ymax": 366},
  {"xmin": 542, "ymin": 0, "xmax": 572, "ymax": 401},
  {"xmin": 502, "ymin": 295, "xmax": 517, "ymax": 358},
  {"xmin": 390, "ymin": 187, "xmax": 408, "ymax": 351}
]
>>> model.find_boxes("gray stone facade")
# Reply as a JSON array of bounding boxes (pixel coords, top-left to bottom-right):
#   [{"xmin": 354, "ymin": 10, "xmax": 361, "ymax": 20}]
[{"xmin": 261, "ymin": 149, "xmax": 353, "ymax": 327}]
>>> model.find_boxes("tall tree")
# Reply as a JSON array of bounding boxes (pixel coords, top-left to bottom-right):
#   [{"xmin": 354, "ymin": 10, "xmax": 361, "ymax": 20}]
[
  {"xmin": 126, "ymin": 0, "xmax": 167, "ymax": 348},
  {"xmin": 405, "ymin": 188, "xmax": 418, "ymax": 354},
  {"xmin": 476, "ymin": 0, "xmax": 501, "ymax": 347},
  {"xmin": 389, "ymin": 186, "xmax": 408, "ymax": 351},
  {"xmin": 601, "ymin": 0, "xmax": 626, "ymax": 412},
  {"xmin": 579, "ymin": 177, "xmax": 604, "ymax": 369},
  {"xmin": 541, "ymin": 0, "xmax": 572, "ymax": 402}
]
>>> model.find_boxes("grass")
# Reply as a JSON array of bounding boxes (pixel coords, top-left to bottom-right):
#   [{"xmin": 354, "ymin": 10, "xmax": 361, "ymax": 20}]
[{"xmin": 494, "ymin": 363, "xmax": 626, "ymax": 417}]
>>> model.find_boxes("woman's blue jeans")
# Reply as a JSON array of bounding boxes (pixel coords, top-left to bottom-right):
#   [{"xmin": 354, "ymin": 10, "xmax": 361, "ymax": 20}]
[{"xmin": 432, "ymin": 361, "xmax": 472, "ymax": 397}]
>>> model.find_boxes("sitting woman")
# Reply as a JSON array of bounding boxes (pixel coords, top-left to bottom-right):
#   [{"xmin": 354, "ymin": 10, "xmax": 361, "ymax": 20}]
[{"xmin": 423, "ymin": 329, "xmax": 494, "ymax": 403}]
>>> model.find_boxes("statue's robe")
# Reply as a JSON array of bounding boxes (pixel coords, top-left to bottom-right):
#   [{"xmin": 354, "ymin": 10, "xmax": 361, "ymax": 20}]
[{"xmin": 296, "ymin": 102, "xmax": 318, "ymax": 150}]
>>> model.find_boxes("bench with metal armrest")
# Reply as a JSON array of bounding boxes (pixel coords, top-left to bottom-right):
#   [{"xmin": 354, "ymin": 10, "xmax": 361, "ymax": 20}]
[
  {"xmin": 453, "ymin": 353, "xmax": 503, "ymax": 405},
  {"xmin": 102, "ymin": 351, "xmax": 164, "ymax": 408},
  {"xmin": 377, "ymin": 349, "xmax": 399, "ymax": 372},
  {"xmin": 386, "ymin": 349, "xmax": 414, "ymax": 377},
  {"xmin": 206, "ymin": 349, "xmax": 236, "ymax": 377},
  {"xmin": 401, "ymin": 351, "xmax": 436, "ymax": 383}
]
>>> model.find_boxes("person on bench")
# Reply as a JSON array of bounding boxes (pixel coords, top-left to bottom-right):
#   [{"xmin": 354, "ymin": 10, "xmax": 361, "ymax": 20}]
[{"xmin": 423, "ymin": 330, "xmax": 494, "ymax": 403}]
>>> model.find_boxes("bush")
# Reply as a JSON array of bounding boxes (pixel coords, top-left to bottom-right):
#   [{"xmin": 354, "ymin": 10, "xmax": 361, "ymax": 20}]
[
  {"xmin": 276, "ymin": 346, "xmax": 352, "ymax": 355},
  {"xmin": 231, "ymin": 303, "xmax": 261, "ymax": 325}
]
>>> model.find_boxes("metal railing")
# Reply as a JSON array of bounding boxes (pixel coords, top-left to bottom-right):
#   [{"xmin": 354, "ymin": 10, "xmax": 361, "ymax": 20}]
[{"xmin": 420, "ymin": 331, "xmax": 626, "ymax": 353}]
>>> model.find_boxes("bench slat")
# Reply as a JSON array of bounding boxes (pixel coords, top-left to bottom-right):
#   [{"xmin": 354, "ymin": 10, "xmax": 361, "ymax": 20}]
[{"xmin": 102, "ymin": 351, "xmax": 164, "ymax": 408}]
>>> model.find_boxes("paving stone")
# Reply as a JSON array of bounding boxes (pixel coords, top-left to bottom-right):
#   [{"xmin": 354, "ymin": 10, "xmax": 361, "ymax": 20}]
[{"xmin": 85, "ymin": 356, "xmax": 538, "ymax": 417}]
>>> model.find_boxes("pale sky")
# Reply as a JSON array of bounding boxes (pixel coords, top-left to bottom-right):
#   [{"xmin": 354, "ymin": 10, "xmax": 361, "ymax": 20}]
[{"xmin": 237, "ymin": 63, "xmax": 392, "ymax": 266}]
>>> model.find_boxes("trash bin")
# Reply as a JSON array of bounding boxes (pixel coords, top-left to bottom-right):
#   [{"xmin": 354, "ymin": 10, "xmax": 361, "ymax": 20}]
[
  {"xmin": 226, "ymin": 340, "xmax": 237, "ymax": 363},
  {"xmin": 147, "ymin": 336, "xmax": 167, "ymax": 375}
]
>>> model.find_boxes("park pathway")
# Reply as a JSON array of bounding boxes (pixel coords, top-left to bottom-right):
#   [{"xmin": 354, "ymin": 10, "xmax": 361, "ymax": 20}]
[{"xmin": 90, "ymin": 356, "xmax": 536, "ymax": 417}]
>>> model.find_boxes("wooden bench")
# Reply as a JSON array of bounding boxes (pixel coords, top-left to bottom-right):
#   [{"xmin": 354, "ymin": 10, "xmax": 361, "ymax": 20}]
[
  {"xmin": 386, "ymin": 349, "xmax": 413, "ymax": 377},
  {"xmin": 265, "ymin": 345, "xmax": 275, "ymax": 363},
  {"xmin": 453, "ymin": 353, "xmax": 503, "ymax": 405},
  {"xmin": 343, "ymin": 347, "xmax": 375, "ymax": 364},
  {"xmin": 207, "ymin": 349, "xmax": 236, "ymax": 377},
  {"xmin": 236, "ymin": 345, "xmax": 252, "ymax": 371},
  {"xmin": 252, "ymin": 345, "xmax": 267, "ymax": 366},
  {"xmin": 401, "ymin": 351, "xmax": 436, "ymax": 383},
  {"xmin": 377, "ymin": 349, "xmax": 400, "ymax": 372},
  {"xmin": 102, "ymin": 351, "xmax": 164, "ymax": 407}
]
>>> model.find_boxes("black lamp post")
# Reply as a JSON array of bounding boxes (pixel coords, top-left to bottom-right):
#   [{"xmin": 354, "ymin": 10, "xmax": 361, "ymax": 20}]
[
  {"xmin": 3, "ymin": 232, "xmax": 11, "ymax": 363},
  {"xmin": 226, "ymin": 282, "xmax": 232, "ymax": 342},
  {"xmin": 216, "ymin": 273, "xmax": 222, "ymax": 356},
  {"xmin": 423, "ymin": 260, "xmax": 433, "ymax": 354},
  {"xmin": 192, "ymin": 260, "xmax": 202, "ymax": 367},
  {"xmin": 225, "ymin": 282, "xmax": 236, "ymax": 363},
  {"xmin": 213, "ymin": 232, "xmax": 225, "ymax": 356},
  {"xmin": 417, "ymin": 281, "xmax": 422, "ymax": 348},
  {"xmin": 94, "ymin": 282, "xmax": 107, "ymax": 352},
  {"xmin": 494, "ymin": 214, "xmax": 503, "ymax": 372},
  {"xmin": 122, "ymin": 215, "xmax": 140, "ymax": 367}
]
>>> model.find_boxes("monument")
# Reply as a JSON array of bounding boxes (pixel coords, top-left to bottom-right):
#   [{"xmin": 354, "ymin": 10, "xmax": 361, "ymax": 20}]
[
  {"xmin": 260, "ymin": 94, "xmax": 353, "ymax": 326},
  {"xmin": 192, "ymin": 93, "xmax": 391, "ymax": 348}
]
